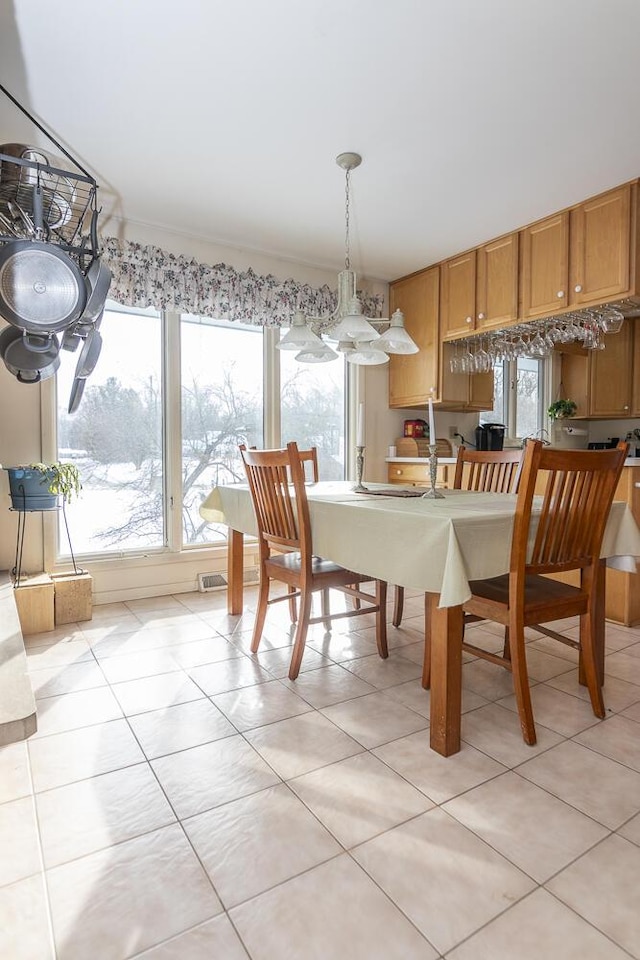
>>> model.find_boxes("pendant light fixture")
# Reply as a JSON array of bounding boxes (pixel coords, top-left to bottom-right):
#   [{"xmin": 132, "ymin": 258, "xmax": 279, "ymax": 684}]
[{"xmin": 276, "ymin": 152, "xmax": 419, "ymax": 364}]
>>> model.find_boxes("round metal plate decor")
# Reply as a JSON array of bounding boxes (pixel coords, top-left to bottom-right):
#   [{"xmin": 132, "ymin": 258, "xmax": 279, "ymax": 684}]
[{"xmin": 0, "ymin": 241, "xmax": 86, "ymax": 332}]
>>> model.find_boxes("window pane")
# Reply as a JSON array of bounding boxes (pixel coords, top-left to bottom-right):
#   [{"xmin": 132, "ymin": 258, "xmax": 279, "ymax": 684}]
[
  {"xmin": 279, "ymin": 348, "xmax": 345, "ymax": 480},
  {"xmin": 479, "ymin": 362, "xmax": 505, "ymax": 425},
  {"xmin": 57, "ymin": 306, "xmax": 164, "ymax": 556},
  {"xmin": 515, "ymin": 357, "xmax": 542, "ymax": 438},
  {"xmin": 181, "ymin": 316, "xmax": 264, "ymax": 545}
]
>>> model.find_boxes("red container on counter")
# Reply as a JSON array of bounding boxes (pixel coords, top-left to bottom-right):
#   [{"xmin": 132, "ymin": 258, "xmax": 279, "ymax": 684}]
[{"xmin": 404, "ymin": 419, "xmax": 428, "ymax": 438}]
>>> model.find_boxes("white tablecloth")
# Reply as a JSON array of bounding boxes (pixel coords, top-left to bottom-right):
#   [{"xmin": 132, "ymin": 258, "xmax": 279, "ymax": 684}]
[{"xmin": 200, "ymin": 482, "xmax": 640, "ymax": 607}]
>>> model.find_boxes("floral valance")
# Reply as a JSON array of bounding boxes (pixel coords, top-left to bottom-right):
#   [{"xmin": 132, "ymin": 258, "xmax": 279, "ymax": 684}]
[{"xmin": 101, "ymin": 237, "xmax": 383, "ymax": 327}]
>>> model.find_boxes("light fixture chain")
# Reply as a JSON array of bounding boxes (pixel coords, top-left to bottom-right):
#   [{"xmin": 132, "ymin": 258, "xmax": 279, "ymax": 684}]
[{"xmin": 344, "ymin": 166, "xmax": 351, "ymax": 271}]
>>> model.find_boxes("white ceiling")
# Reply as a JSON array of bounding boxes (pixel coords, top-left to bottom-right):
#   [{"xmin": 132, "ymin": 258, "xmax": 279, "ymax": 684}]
[{"xmin": 2, "ymin": 0, "xmax": 640, "ymax": 282}]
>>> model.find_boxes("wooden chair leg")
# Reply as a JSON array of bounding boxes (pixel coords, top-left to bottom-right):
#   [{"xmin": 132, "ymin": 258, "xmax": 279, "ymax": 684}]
[
  {"xmin": 289, "ymin": 590, "xmax": 313, "ymax": 680},
  {"xmin": 321, "ymin": 588, "xmax": 331, "ymax": 629},
  {"xmin": 251, "ymin": 575, "xmax": 270, "ymax": 653},
  {"xmin": 422, "ymin": 592, "xmax": 432, "ymax": 689},
  {"xmin": 502, "ymin": 625, "xmax": 511, "ymax": 660},
  {"xmin": 375, "ymin": 580, "xmax": 388, "ymax": 659},
  {"xmin": 392, "ymin": 585, "xmax": 404, "ymax": 627},
  {"xmin": 288, "ymin": 585, "xmax": 297, "ymax": 623},
  {"xmin": 579, "ymin": 607, "xmax": 605, "ymax": 718},
  {"xmin": 507, "ymin": 615, "xmax": 536, "ymax": 745}
]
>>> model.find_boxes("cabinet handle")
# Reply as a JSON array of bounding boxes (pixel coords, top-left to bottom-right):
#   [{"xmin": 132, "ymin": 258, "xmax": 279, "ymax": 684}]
[
  {"xmin": 574, "ymin": 284, "xmax": 582, "ymax": 293},
  {"xmin": 477, "ymin": 312, "xmax": 485, "ymax": 320},
  {"xmin": 556, "ymin": 290, "xmax": 565, "ymax": 298},
  {"xmin": 624, "ymin": 405, "xmax": 629, "ymax": 410},
  {"xmin": 465, "ymin": 316, "xmax": 472, "ymax": 323},
  {"xmin": 395, "ymin": 469, "xmax": 402, "ymax": 476}
]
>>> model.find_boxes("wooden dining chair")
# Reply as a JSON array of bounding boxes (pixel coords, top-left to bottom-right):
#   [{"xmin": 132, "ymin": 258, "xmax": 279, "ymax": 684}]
[
  {"xmin": 392, "ymin": 446, "xmax": 524, "ymax": 627},
  {"xmin": 296, "ymin": 446, "xmax": 319, "ymax": 482},
  {"xmin": 434, "ymin": 439, "xmax": 627, "ymax": 745},
  {"xmin": 240, "ymin": 441, "xmax": 388, "ymax": 680}
]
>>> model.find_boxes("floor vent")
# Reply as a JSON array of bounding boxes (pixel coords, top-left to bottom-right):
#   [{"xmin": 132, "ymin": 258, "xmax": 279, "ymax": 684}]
[
  {"xmin": 198, "ymin": 573, "xmax": 226, "ymax": 592},
  {"xmin": 198, "ymin": 569, "xmax": 260, "ymax": 592}
]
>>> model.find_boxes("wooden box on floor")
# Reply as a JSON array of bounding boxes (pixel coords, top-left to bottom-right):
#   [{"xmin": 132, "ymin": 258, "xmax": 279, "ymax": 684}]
[
  {"xmin": 52, "ymin": 571, "xmax": 93, "ymax": 625},
  {"xmin": 13, "ymin": 574, "xmax": 55, "ymax": 636}
]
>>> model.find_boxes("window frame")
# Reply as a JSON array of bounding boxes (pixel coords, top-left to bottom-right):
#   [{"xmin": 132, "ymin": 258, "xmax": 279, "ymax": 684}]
[
  {"xmin": 482, "ymin": 355, "xmax": 550, "ymax": 444},
  {"xmin": 43, "ymin": 306, "xmax": 358, "ymax": 567}
]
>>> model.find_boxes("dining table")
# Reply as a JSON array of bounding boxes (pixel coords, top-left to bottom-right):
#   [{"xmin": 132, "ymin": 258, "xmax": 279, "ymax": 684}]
[{"xmin": 200, "ymin": 481, "xmax": 640, "ymax": 756}]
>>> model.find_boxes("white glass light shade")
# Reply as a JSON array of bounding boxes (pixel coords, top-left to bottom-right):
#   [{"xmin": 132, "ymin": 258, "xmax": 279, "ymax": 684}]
[
  {"xmin": 295, "ymin": 341, "xmax": 338, "ymax": 363},
  {"xmin": 276, "ymin": 311, "xmax": 322, "ymax": 350},
  {"xmin": 376, "ymin": 309, "xmax": 419, "ymax": 354},
  {"xmin": 346, "ymin": 340, "xmax": 390, "ymax": 365},
  {"xmin": 330, "ymin": 298, "xmax": 380, "ymax": 342}
]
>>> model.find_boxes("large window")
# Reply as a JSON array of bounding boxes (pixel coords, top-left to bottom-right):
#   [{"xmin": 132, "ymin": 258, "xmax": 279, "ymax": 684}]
[
  {"xmin": 57, "ymin": 306, "xmax": 164, "ymax": 555},
  {"xmin": 181, "ymin": 316, "xmax": 264, "ymax": 546},
  {"xmin": 480, "ymin": 357, "xmax": 545, "ymax": 441},
  {"xmin": 55, "ymin": 306, "xmax": 349, "ymax": 558}
]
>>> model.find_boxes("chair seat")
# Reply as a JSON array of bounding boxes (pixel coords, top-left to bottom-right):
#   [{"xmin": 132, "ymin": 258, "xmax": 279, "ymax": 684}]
[
  {"xmin": 266, "ymin": 552, "xmax": 366, "ymax": 585},
  {"xmin": 466, "ymin": 573, "xmax": 588, "ymax": 624}
]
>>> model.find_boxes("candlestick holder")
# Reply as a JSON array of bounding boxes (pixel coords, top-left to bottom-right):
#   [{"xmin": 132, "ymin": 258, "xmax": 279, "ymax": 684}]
[
  {"xmin": 421, "ymin": 443, "xmax": 445, "ymax": 499},
  {"xmin": 353, "ymin": 445, "xmax": 369, "ymax": 492}
]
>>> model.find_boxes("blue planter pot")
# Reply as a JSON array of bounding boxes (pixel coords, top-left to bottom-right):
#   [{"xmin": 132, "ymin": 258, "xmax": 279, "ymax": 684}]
[{"xmin": 6, "ymin": 468, "xmax": 59, "ymax": 511}]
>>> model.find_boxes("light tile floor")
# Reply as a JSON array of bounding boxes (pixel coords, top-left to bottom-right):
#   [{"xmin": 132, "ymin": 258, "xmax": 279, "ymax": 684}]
[{"xmin": 3, "ymin": 587, "xmax": 640, "ymax": 959}]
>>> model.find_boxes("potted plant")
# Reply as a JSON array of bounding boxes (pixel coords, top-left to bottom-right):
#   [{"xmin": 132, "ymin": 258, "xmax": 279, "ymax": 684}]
[
  {"xmin": 547, "ymin": 398, "xmax": 577, "ymax": 421},
  {"xmin": 5, "ymin": 461, "xmax": 81, "ymax": 511}
]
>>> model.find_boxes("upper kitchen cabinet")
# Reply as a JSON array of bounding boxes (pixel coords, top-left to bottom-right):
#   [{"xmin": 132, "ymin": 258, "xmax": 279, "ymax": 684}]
[
  {"xmin": 440, "ymin": 234, "xmax": 519, "ymax": 338},
  {"xmin": 389, "ymin": 266, "xmax": 440, "ymax": 407},
  {"xmin": 440, "ymin": 250, "xmax": 476, "ymax": 338},
  {"xmin": 520, "ymin": 211, "xmax": 570, "ymax": 319},
  {"xmin": 569, "ymin": 183, "xmax": 633, "ymax": 306},
  {"xmin": 389, "ymin": 266, "xmax": 494, "ymax": 410},
  {"xmin": 556, "ymin": 319, "xmax": 634, "ymax": 418},
  {"xmin": 476, "ymin": 232, "xmax": 519, "ymax": 331},
  {"xmin": 521, "ymin": 182, "xmax": 636, "ymax": 320},
  {"xmin": 632, "ymin": 319, "xmax": 640, "ymax": 417}
]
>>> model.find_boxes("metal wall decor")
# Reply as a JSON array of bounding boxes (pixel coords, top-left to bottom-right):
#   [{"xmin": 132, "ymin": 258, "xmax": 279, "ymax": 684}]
[{"xmin": 0, "ymin": 85, "xmax": 111, "ymax": 410}]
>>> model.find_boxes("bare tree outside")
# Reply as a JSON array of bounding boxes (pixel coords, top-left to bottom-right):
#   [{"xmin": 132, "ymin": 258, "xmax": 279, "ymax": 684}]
[{"xmin": 56, "ymin": 309, "xmax": 346, "ymax": 555}]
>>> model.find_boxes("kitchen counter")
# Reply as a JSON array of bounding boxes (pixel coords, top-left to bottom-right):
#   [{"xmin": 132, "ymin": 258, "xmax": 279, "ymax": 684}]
[{"xmin": 386, "ymin": 456, "xmax": 640, "ymax": 466}]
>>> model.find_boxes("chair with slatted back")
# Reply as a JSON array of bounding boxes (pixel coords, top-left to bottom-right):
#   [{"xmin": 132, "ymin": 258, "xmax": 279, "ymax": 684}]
[
  {"xmin": 392, "ymin": 446, "xmax": 524, "ymax": 627},
  {"xmin": 240, "ymin": 442, "xmax": 388, "ymax": 680},
  {"xmin": 434, "ymin": 439, "xmax": 627, "ymax": 745},
  {"xmin": 296, "ymin": 446, "xmax": 319, "ymax": 483}
]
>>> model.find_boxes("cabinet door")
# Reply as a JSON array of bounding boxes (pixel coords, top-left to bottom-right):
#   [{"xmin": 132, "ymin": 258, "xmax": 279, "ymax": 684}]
[
  {"xmin": 521, "ymin": 212, "xmax": 569, "ymax": 318},
  {"xmin": 570, "ymin": 184, "xmax": 632, "ymax": 306},
  {"xmin": 476, "ymin": 233, "xmax": 519, "ymax": 331},
  {"xmin": 389, "ymin": 267, "xmax": 439, "ymax": 408},
  {"xmin": 440, "ymin": 251, "xmax": 476, "ymax": 338},
  {"xmin": 589, "ymin": 320, "xmax": 633, "ymax": 417},
  {"xmin": 467, "ymin": 370, "xmax": 495, "ymax": 410},
  {"xmin": 633, "ymin": 322, "xmax": 640, "ymax": 417}
]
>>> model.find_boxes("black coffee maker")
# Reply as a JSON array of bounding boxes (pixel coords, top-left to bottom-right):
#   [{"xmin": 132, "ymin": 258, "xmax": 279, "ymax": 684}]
[{"xmin": 475, "ymin": 423, "xmax": 506, "ymax": 451}]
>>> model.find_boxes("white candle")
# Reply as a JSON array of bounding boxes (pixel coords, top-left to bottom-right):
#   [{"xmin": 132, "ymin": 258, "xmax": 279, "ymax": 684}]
[
  {"xmin": 428, "ymin": 397, "xmax": 436, "ymax": 444},
  {"xmin": 357, "ymin": 402, "xmax": 365, "ymax": 447}
]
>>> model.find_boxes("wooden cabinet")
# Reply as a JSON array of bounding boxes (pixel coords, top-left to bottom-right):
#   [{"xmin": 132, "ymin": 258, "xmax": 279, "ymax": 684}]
[
  {"xmin": 387, "ymin": 462, "xmax": 450, "ymax": 488},
  {"xmin": 389, "ymin": 267, "xmax": 439, "ymax": 407},
  {"xmin": 440, "ymin": 251, "xmax": 476, "ymax": 338},
  {"xmin": 633, "ymin": 322, "xmax": 640, "ymax": 417},
  {"xmin": 606, "ymin": 467, "xmax": 640, "ymax": 626},
  {"xmin": 570, "ymin": 183, "xmax": 633, "ymax": 306},
  {"xmin": 476, "ymin": 233, "xmax": 519, "ymax": 331},
  {"xmin": 556, "ymin": 320, "xmax": 634, "ymax": 418},
  {"xmin": 389, "ymin": 268, "xmax": 494, "ymax": 410},
  {"xmin": 440, "ymin": 233, "xmax": 519, "ymax": 338},
  {"xmin": 520, "ymin": 212, "xmax": 569, "ymax": 319}
]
